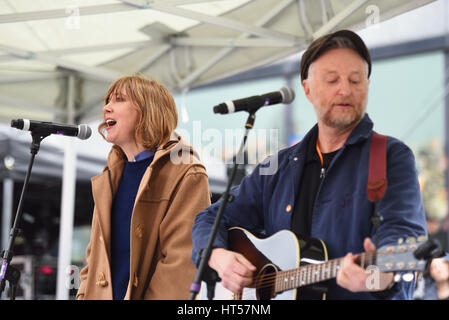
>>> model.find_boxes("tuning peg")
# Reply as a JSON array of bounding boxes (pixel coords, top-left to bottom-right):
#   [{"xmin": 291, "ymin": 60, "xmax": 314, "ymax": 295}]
[
  {"xmin": 417, "ymin": 235, "xmax": 427, "ymax": 242},
  {"xmin": 402, "ymin": 273, "xmax": 415, "ymax": 282},
  {"xmin": 397, "ymin": 238, "xmax": 404, "ymax": 244},
  {"xmin": 406, "ymin": 237, "xmax": 416, "ymax": 244}
]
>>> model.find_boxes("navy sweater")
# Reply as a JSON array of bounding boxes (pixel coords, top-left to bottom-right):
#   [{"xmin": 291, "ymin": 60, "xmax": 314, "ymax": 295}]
[{"xmin": 110, "ymin": 151, "xmax": 154, "ymax": 300}]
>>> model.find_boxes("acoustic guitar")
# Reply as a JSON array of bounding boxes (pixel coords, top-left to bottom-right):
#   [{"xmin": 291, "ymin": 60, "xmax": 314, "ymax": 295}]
[{"xmin": 201, "ymin": 227, "xmax": 428, "ymax": 300}]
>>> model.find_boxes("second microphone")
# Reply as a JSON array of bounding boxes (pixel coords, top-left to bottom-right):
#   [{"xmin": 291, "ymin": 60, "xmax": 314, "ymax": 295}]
[{"xmin": 213, "ymin": 87, "xmax": 295, "ymax": 115}]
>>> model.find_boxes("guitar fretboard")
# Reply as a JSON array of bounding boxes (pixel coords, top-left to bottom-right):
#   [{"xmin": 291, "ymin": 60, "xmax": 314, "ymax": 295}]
[{"xmin": 274, "ymin": 252, "xmax": 375, "ymax": 293}]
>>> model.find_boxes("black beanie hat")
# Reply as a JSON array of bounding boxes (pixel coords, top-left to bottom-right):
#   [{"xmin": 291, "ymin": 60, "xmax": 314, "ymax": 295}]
[{"xmin": 300, "ymin": 29, "xmax": 372, "ymax": 81}]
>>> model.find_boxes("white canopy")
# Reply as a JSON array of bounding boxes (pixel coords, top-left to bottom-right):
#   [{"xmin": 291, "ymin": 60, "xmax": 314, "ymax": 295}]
[{"xmin": 0, "ymin": 0, "xmax": 436, "ymax": 124}]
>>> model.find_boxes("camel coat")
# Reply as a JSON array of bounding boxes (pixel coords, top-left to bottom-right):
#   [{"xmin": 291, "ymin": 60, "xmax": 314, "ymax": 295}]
[{"xmin": 76, "ymin": 133, "xmax": 211, "ymax": 299}]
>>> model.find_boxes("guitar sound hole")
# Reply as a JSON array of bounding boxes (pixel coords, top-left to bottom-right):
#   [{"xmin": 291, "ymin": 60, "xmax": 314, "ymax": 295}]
[{"xmin": 256, "ymin": 264, "xmax": 278, "ymax": 300}]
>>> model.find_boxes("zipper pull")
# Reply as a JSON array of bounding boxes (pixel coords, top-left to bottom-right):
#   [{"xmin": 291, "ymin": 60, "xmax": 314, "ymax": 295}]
[
  {"xmin": 320, "ymin": 167, "xmax": 326, "ymax": 179},
  {"xmin": 316, "ymin": 140, "xmax": 326, "ymax": 179}
]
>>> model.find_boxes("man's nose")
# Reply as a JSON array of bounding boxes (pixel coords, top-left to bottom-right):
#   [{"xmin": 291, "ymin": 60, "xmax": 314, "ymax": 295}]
[{"xmin": 337, "ymin": 80, "xmax": 351, "ymax": 96}]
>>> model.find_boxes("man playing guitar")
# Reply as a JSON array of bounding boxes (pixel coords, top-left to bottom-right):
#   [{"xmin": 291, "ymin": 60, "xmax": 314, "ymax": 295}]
[{"xmin": 191, "ymin": 30, "xmax": 427, "ymax": 299}]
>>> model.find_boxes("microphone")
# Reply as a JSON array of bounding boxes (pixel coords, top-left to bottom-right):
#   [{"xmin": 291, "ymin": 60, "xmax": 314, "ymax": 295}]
[
  {"xmin": 11, "ymin": 119, "xmax": 92, "ymax": 140},
  {"xmin": 213, "ymin": 86, "xmax": 295, "ymax": 114}
]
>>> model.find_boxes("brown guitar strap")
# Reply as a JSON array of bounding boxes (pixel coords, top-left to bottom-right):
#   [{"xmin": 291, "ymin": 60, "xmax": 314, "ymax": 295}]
[
  {"xmin": 367, "ymin": 131, "xmax": 387, "ymax": 249},
  {"xmin": 367, "ymin": 131, "xmax": 388, "ymax": 202}
]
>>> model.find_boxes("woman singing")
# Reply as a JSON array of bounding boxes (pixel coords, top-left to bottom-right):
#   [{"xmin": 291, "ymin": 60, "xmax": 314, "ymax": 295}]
[{"xmin": 77, "ymin": 74, "xmax": 211, "ymax": 299}]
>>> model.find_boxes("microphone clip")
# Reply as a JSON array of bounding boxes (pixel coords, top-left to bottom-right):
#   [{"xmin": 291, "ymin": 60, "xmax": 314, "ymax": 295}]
[{"xmin": 30, "ymin": 131, "xmax": 50, "ymax": 155}]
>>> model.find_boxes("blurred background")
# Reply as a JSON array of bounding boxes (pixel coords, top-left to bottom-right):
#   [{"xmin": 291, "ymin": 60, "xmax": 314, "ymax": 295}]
[{"xmin": 0, "ymin": 0, "xmax": 448, "ymax": 299}]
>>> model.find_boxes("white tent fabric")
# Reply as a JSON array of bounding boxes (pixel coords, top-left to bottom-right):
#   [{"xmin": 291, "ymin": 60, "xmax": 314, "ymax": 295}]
[
  {"xmin": 0, "ymin": 0, "xmax": 438, "ymax": 299},
  {"xmin": 0, "ymin": 0, "xmax": 436, "ymax": 124}
]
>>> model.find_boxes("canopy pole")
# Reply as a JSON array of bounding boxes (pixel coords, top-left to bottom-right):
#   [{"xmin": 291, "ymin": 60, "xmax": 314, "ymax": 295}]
[
  {"xmin": 1, "ymin": 179, "xmax": 13, "ymax": 260},
  {"xmin": 56, "ymin": 74, "xmax": 77, "ymax": 300},
  {"xmin": 445, "ymin": 49, "xmax": 449, "ymax": 251}
]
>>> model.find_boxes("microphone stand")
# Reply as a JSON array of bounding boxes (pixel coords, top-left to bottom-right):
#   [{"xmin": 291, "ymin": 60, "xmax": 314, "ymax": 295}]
[
  {"xmin": 189, "ymin": 110, "xmax": 257, "ymax": 300},
  {"xmin": 0, "ymin": 131, "xmax": 49, "ymax": 299}
]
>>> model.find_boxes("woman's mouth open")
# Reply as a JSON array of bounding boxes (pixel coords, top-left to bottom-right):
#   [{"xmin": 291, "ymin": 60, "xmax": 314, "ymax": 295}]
[{"xmin": 106, "ymin": 119, "xmax": 117, "ymax": 130}]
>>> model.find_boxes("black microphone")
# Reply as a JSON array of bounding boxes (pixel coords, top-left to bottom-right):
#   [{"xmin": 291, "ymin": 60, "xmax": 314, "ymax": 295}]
[
  {"xmin": 213, "ymin": 86, "xmax": 295, "ymax": 114},
  {"xmin": 11, "ymin": 119, "xmax": 92, "ymax": 140}
]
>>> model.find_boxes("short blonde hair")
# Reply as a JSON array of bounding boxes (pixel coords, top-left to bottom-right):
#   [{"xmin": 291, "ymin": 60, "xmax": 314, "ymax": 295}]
[{"xmin": 99, "ymin": 74, "xmax": 178, "ymax": 150}]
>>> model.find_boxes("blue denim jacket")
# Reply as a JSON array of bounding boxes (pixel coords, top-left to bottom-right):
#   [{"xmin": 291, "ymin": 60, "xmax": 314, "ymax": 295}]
[{"xmin": 192, "ymin": 114, "xmax": 427, "ymax": 299}]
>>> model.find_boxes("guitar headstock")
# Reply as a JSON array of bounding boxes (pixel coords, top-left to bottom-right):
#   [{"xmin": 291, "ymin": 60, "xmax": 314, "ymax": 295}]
[{"xmin": 375, "ymin": 236, "xmax": 428, "ymax": 275}]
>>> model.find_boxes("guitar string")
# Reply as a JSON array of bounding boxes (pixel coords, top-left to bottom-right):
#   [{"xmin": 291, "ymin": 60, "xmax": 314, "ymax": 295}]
[
  {"xmin": 231, "ymin": 249, "xmax": 410, "ymax": 299},
  {"xmin": 236, "ymin": 258, "xmax": 346, "ymax": 299},
  {"xmin": 254, "ymin": 248, "xmax": 405, "ymax": 283},
  {"xmin": 234, "ymin": 251, "xmax": 387, "ymax": 300},
  {"xmin": 251, "ymin": 251, "xmax": 376, "ymax": 284},
  {"xmin": 234, "ymin": 253, "xmax": 364, "ymax": 300}
]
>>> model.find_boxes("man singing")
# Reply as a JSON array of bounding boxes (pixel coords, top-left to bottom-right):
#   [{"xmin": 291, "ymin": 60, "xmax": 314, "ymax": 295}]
[{"xmin": 191, "ymin": 29, "xmax": 427, "ymax": 299}]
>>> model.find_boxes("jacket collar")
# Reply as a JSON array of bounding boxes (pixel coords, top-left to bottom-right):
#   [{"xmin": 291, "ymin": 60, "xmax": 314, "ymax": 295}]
[
  {"xmin": 104, "ymin": 131, "xmax": 196, "ymax": 171},
  {"xmin": 289, "ymin": 113, "xmax": 374, "ymax": 159},
  {"xmin": 345, "ymin": 113, "xmax": 374, "ymax": 146},
  {"xmin": 90, "ymin": 131, "xmax": 198, "ymax": 263}
]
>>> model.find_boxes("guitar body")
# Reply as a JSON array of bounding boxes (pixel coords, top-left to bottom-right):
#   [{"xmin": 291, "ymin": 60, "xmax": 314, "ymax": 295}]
[
  {"xmin": 202, "ymin": 227, "xmax": 328, "ymax": 300},
  {"xmin": 200, "ymin": 228, "xmax": 429, "ymax": 300}
]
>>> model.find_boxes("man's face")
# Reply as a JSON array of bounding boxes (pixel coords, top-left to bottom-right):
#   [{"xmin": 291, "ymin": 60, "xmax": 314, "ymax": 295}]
[{"xmin": 302, "ymin": 48, "xmax": 369, "ymax": 131}]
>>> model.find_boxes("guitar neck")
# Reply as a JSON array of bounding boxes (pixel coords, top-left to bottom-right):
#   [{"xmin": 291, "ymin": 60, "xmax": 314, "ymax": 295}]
[{"xmin": 274, "ymin": 252, "xmax": 375, "ymax": 293}]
